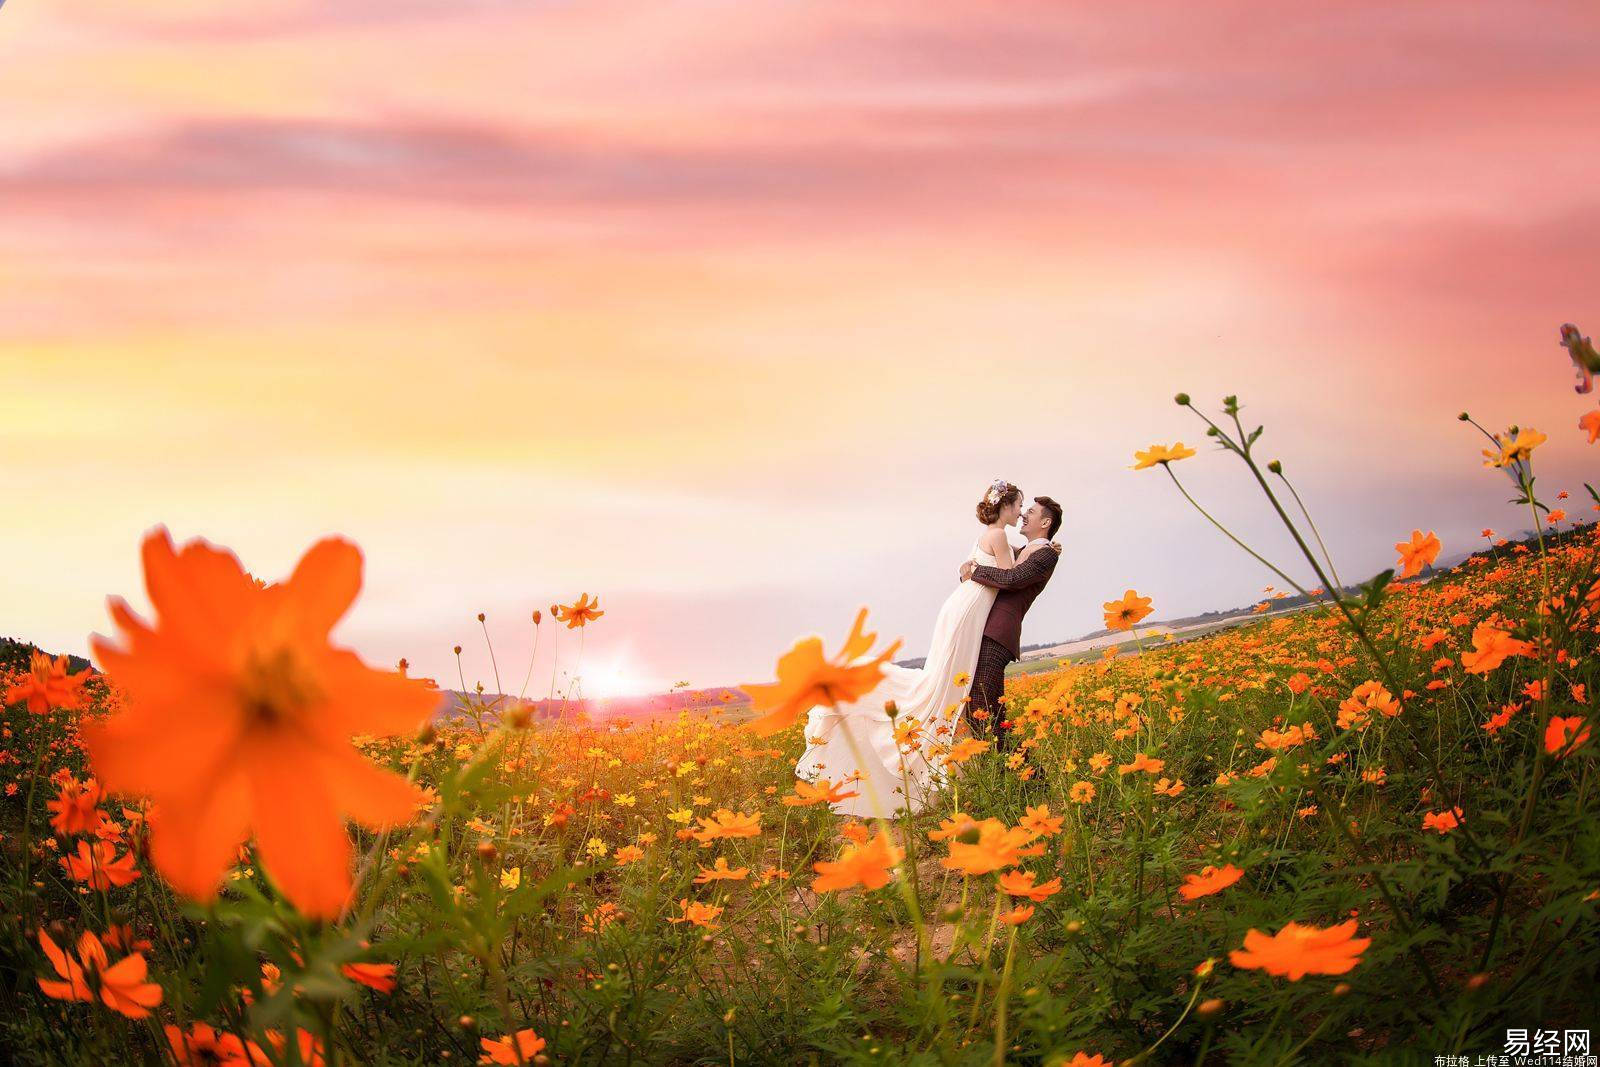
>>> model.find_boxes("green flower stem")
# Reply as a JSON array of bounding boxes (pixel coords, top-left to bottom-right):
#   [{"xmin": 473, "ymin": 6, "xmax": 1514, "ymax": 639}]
[
  {"xmin": 1273, "ymin": 469, "xmax": 1343, "ymax": 591},
  {"xmin": 1163, "ymin": 466, "xmax": 1312, "ymax": 598},
  {"xmin": 992, "ymin": 924, "xmax": 1019, "ymax": 1067},
  {"xmin": 1124, "ymin": 968, "xmax": 1209, "ymax": 1065}
]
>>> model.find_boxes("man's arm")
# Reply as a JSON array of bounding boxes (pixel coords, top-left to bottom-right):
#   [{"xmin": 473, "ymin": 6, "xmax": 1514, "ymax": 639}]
[{"xmin": 968, "ymin": 543, "xmax": 1059, "ymax": 590}]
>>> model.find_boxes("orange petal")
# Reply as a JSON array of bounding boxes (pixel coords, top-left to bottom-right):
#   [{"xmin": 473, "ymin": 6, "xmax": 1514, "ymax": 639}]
[
  {"xmin": 285, "ymin": 538, "xmax": 363, "ymax": 640},
  {"xmin": 146, "ymin": 769, "xmax": 251, "ymax": 903},
  {"xmin": 249, "ymin": 754, "xmax": 352, "ymax": 919},
  {"xmin": 315, "ymin": 744, "xmax": 424, "ymax": 830}
]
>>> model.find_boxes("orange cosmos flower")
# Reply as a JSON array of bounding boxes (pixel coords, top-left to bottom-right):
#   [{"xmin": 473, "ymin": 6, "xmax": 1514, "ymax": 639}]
[
  {"xmin": 1394, "ymin": 530, "xmax": 1441, "ymax": 579},
  {"xmin": 1227, "ymin": 919, "xmax": 1370, "ymax": 980},
  {"xmin": 694, "ymin": 857, "xmax": 750, "ymax": 884},
  {"xmin": 264, "ymin": 1030, "xmax": 325, "ymax": 1067},
  {"xmin": 1103, "ymin": 590, "xmax": 1154, "ymax": 631},
  {"xmin": 1131, "ymin": 442, "xmax": 1196, "ymax": 470},
  {"xmin": 84, "ymin": 528, "xmax": 438, "ymax": 918},
  {"xmin": 165, "ymin": 1022, "xmax": 270, "ymax": 1067},
  {"xmin": 811, "ymin": 829, "xmax": 905, "ymax": 893},
  {"xmin": 1018, "ymin": 804, "xmax": 1063, "ymax": 838},
  {"xmin": 997, "ymin": 869, "xmax": 1063, "ymax": 902},
  {"xmin": 552, "ymin": 593, "xmax": 604, "ymax": 629},
  {"xmin": 37, "ymin": 929, "xmax": 163, "ymax": 1019},
  {"xmin": 47, "ymin": 778, "xmax": 106, "ymax": 836},
  {"xmin": 1422, "ymin": 807, "xmax": 1464, "ymax": 833},
  {"xmin": 1460, "ymin": 622, "xmax": 1534, "ymax": 675},
  {"xmin": 341, "ymin": 962, "xmax": 397, "ymax": 993},
  {"xmin": 668, "ymin": 898, "xmax": 723, "ymax": 929},
  {"xmin": 927, "ymin": 812, "xmax": 981, "ymax": 842},
  {"xmin": 689, "ymin": 808, "xmax": 761, "ymax": 844},
  {"xmin": 943, "ymin": 737, "xmax": 991, "ymax": 765},
  {"xmin": 1064, "ymin": 1054, "xmax": 1114, "ymax": 1067},
  {"xmin": 1580, "ymin": 408, "xmax": 1600, "ymax": 445},
  {"xmin": 1544, "ymin": 715, "xmax": 1591, "ymax": 757},
  {"xmin": 1001, "ymin": 904, "xmax": 1036, "ymax": 925},
  {"xmin": 1117, "ymin": 752, "xmax": 1165, "ymax": 775},
  {"xmin": 743, "ymin": 609, "xmax": 902, "ymax": 736},
  {"xmin": 5, "ymin": 649, "xmax": 91, "ymax": 715},
  {"xmin": 479, "ymin": 1029, "xmax": 546, "ymax": 1065},
  {"xmin": 1481, "ymin": 427, "xmax": 1547, "ymax": 468},
  {"xmin": 60, "ymin": 839, "xmax": 141, "ymax": 890},
  {"xmin": 782, "ymin": 778, "xmax": 860, "ymax": 807},
  {"xmin": 1178, "ymin": 864, "xmax": 1244, "ymax": 901},
  {"xmin": 940, "ymin": 819, "xmax": 1036, "ymax": 876},
  {"xmin": 1069, "ymin": 781, "xmax": 1096, "ymax": 804}
]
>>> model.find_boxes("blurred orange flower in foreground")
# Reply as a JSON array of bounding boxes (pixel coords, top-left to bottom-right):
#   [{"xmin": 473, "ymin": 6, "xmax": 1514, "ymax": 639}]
[
  {"xmin": 84, "ymin": 528, "xmax": 439, "ymax": 918},
  {"xmin": 37, "ymin": 929, "xmax": 163, "ymax": 1019},
  {"xmin": 1228, "ymin": 919, "xmax": 1370, "ymax": 980},
  {"xmin": 5, "ymin": 649, "xmax": 91, "ymax": 715},
  {"xmin": 742, "ymin": 609, "xmax": 902, "ymax": 736}
]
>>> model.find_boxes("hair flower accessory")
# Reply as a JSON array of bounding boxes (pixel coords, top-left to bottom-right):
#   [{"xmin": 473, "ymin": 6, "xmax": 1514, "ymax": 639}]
[{"xmin": 984, "ymin": 479, "xmax": 1009, "ymax": 506}]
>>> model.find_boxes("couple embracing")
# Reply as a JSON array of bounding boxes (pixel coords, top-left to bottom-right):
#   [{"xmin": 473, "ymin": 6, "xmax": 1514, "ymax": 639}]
[{"xmin": 795, "ymin": 481, "xmax": 1064, "ymax": 818}]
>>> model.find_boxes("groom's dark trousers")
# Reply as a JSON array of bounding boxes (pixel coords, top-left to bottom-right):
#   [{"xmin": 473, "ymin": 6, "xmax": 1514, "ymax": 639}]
[
  {"xmin": 969, "ymin": 636, "xmax": 1016, "ymax": 750},
  {"xmin": 963, "ymin": 542, "xmax": 1062, "ymax": 751}
]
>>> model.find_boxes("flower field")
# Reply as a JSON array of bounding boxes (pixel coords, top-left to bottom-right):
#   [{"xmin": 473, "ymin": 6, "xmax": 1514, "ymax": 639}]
[{"xmin": 2, "ymin": 395, "xmax": 1598, "ymax": 1065}]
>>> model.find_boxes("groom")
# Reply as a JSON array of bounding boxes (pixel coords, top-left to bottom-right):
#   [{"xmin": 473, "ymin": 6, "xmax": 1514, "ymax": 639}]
[{"xmin": 958, "ymin": 496, "xmax": 1064, "ymax": 750}]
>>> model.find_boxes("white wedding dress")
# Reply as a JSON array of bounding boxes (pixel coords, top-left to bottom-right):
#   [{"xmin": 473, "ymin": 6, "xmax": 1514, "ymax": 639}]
[{"xmin": 794, "ymin": 539, "xmax": 1000, "ymax": 818}]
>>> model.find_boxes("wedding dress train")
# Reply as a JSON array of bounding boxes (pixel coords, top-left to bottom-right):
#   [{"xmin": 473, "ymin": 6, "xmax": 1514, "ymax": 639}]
[{"xmin": 794, "ymin": 540, "xmax": 999, "ymax": 818}]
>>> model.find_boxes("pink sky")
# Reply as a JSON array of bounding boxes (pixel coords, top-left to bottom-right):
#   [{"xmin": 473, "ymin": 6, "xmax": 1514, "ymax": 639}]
[{"xmin": 4, "ymin": 0, "xmax": 1599, "ymax": 696}]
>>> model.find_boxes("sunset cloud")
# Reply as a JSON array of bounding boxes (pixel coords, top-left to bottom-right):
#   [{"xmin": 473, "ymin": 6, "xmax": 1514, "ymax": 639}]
[{"xmin": 4, "ymin": 0, "xmax": 1598, "ymax": 692}]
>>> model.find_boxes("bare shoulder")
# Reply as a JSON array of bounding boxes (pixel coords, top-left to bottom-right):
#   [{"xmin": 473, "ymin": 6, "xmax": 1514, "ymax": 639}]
[{"xmin": 979, "ymin": 527, "xmax": 1006, "ymax": 553}]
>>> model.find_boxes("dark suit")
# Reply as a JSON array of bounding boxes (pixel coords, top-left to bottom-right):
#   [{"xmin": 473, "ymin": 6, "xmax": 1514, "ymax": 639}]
[{"xmin": 965, "ymin": 542, "xmax": 1061, "ymax": 749}]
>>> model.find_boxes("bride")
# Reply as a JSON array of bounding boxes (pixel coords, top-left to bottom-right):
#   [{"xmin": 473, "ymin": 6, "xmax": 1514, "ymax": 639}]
[{"xmin": 794, "ymin": 479, "xmax": 1032, "ymax": 818}]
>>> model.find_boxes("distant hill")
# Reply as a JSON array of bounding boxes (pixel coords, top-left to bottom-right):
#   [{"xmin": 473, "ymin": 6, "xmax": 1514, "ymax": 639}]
[{"xmin": 1, "ymin": 637, "xmax": 94, "ymax": 675}]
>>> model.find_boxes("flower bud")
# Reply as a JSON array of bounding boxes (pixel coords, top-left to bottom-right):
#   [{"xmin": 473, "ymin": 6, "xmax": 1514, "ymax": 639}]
[
  {"xmin": 1331, "ymin": 982, "xmax": 1351, "ymax": 996},
  {"xmin": 477, "ymin": 613, "xmax": 485, "ymax": 622},
  {"xmin": 1466, "ymin": 972, "xmax": 1491, "ymax": 990},
  {"xmin": 1267, "ymin": 459, "xmax": 1282, "ymax": 474},
  {"xmin": 532, "ymin": 610, "xmax": 543, "ymax": 625},
  {"xmin": 458, "ymin": 1016, "xmax": 475, "ymax": 1029},
  {"xmin": 1174, "ymin": 392, "xmax": 1191, "ymax": 406},
  {"xmin": 1197, "ymin": 998, "xmax": 1225, "ymax": 1017},
  {"xmin": 884, "ymin": 700, "xmax": 899, "ymax": 719},
  {"xmin": 453, "ymin": 645, "xmax": 462, "ymax": 656},
  {"xmin": 416, "ymin": 722, "xmax": 437, "ymax": 745},
  {"xmin": 1457, "ymin": 412, "xmax": 1470, "ymax": 421}
]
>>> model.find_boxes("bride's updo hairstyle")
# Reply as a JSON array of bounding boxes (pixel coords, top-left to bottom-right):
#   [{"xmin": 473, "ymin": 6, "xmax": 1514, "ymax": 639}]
[{"xmin": 976, "ymin": 480, "xmax": 1022, "ymax": 525}]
